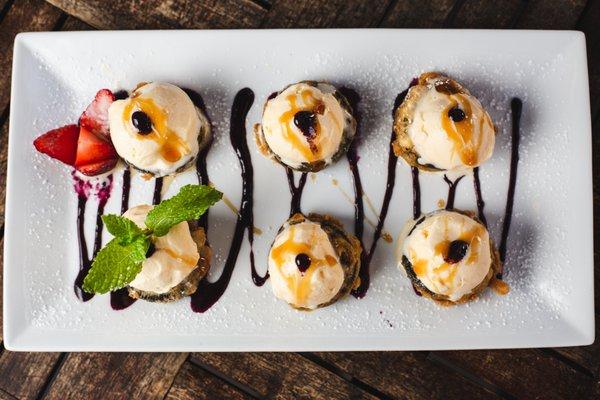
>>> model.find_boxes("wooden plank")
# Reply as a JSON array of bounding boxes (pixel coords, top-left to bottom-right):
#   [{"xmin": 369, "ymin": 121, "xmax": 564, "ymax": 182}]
[
  {"xmin": 261, "ymin": 0, "xmax": 390, "ymax": 28},
  {"xmin": 60, "ymin": 14, "xmax": 93, "ymax": 31},
  {"xmin": 435, "ymin": 349, "xmax": 596, "ymax": 399},
  {"xmin": 191, "ymin": 353, "xmax": 378, "ymax": 399},
  {"xmin": 380, "ymin": 0, "xmax": 456, "ymax": 28},
  {"xmin": 45, "ymin": 0, "xmax": 266, "ymax": 29},
  {"xmin": 577, "ymin": 0, "xmax": 600, "ymax": 117},
  {"xmin": 165, "ymin": 361, "xmax": 252, "ymax": 400},
  {"xmin": 515, "ymin": 0, "xmax": 588, "ymax": 29},
  {"xmin": 0, "ymin": 351, "xmax": 61, "ymax": 399},
  {"xmin": 0, "ymin": 388, "xmax": 17, "ymax": 400},
  {"xmin": 447, "ymin": 0, "xmax": 523, "ymax": 28},
  {"xmin": 313, "ymin": 352, "xmax": 502, "ymax": 399},
  {"xmin": 0, "ymin": 0, "xmax": 63, "ymax": 116},
  {"xmin": 43, "ymin": 353, "xmax": 188, "ymax": 400}
]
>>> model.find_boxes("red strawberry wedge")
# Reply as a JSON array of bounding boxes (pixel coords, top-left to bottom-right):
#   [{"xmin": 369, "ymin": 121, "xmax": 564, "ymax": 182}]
[
  {"xmin": 33, "ymin": 124, "xmax": 79, "ymax": 166},
  {"xmin": 74, "ymin": 126, "xmax": 118, "ymax": 176},
  {"xmin": 79, "ymin": 89, "xmax": 115, "ymax": 138},
  {"xmin": 76, "ymin": 159, "xmax": 117, "ymax": 176}
]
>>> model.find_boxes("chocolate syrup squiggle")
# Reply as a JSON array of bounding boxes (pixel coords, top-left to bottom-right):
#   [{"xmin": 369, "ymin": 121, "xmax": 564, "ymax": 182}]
[
  {"xmin": 340, "ymin": 88, "xmax": 405, "ymax": 298},
  {"xmin": 443, "ymin": 174, "xmax": 465, "ymax": 210},
  {"xmin": 152, "ymin": 177, "xmax": 163, "ymax": 205},
  {"xmin": 190, "ymin": 88, "xmax": 258, "ymax": 312},
  {"xmin": 111, "ymin": 166, "xmax": 136, "ymax": 310},
  {"xmin": 497, "ymin": 98, "xmax": 522, "ymax": 277},
  {"xmin": 183, "ymin": 88, "xmax": 212, "ymax": 232},
  {"xmin": 74, "ymin": 174, "xmax": 113, "ymax": 302},
  {"xmin": 411, "ymin": 167, "xmax": 421, "ymax": 219},
  {"xmin": 473, "ymin": 167, "xmax": 487, "ymax": 227},
  {"xmin": 286, "ymin": 168, "xmax": 308, "ymax": 216}
]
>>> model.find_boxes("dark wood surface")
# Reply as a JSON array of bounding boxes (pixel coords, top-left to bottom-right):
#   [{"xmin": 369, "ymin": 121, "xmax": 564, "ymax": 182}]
[{"xmin": 0, "ymin": 0, "xmax": 598, "ymax": 398}]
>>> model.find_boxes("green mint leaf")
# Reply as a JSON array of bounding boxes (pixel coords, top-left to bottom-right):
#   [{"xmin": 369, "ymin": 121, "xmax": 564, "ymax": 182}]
[
  {"xmin": 145, "ymin": 184, "xmax": 222, "ymax": 237},
  {"xmin": 102, "ymin": 214, "xmax": 144, "ymax": 245},
  {"xmin": 82, "ymin": 236, "xmax": 150, "ymax": 294}
]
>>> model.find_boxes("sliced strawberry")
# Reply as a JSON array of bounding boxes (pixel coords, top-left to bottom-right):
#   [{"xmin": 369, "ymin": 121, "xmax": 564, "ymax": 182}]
[
  {"xmin": 33, "ymin": 124, "xmax": 79, "ymax": 165},
  {"xmin": 74, "ymin": 126, "xmax": 118, "ymax": 176},
  {"xmin": 79, "ymin": 89, "xmax": 115, "ymax": 138},
  {"xmin": 76, "ymin": 159, "xmax": 118, "ymax": 176}
]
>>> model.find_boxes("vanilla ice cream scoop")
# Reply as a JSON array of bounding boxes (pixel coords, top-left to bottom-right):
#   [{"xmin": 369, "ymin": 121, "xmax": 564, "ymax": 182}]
[
  {"xmin": 123, "ymin": 205, "xmax": 200, "ymax": 296},
  {"xmin": 256, "ymin": 81, "xmax": 356, "ymax": 172},
  {"xmin": 268, "ymin": 213, "xmax": 361, "ymax": 310},
  {"xmin": 109, "ymin": 82, "xmax": 210, "ymax": 177},
  {"xmin": 397, "ymin": 210, "xmax": 499, "ymax": 303},
  {"xmin": 393, "ymin": 72, "xmax": 495, "ymax": 172}
]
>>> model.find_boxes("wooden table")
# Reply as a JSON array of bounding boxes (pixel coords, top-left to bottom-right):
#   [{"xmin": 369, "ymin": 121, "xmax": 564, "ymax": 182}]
[{"xmin": 0, "ymin": 0, "xmax": 598, "ymax": 399}]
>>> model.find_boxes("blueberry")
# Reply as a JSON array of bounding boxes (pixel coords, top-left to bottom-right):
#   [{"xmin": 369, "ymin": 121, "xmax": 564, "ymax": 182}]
[
  {"xmin": 295, "ymin": 253, "xmax": 311, "ymax": 273},
  {"xmin": 448, "ymin": 107, "xmax": 466, "ymax": 122},
  {"xmin": 445, "ymin": 240, "xmax": 469, "ymax": 264},
  {"xmin": 293, "ymin": 111, "xmax": 317, "ymax": 138},
  {"xmin": 132, "ymin": 111, "xmax": 152, "ymax": 134}
]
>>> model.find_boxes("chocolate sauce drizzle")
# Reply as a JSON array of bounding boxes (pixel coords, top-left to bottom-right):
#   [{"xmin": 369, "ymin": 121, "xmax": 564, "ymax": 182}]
[
  {"xmin": 411, "ymin": 167, "xmax": 421, "ymax": 219},
  {"xmin": 443, "ymin": 174, "xmax": 465, "ymax": 210},
  {"xmin": 497, "ymin": 98, "xmax": 522, "ymax": 276},
  {"xmin": 184, "ymin": 88, "xmax": 212, "ymax": 231},
  {"xmin": 152, "ymin": 177, "xmax": 163, "ymax": 205},
  {"xmin": 286, "ymin": 168, "xmax": 308, "ymax": 216},
  {"xmin": 472, "ymin": 167, "xmax": 488, "ymax": 227},
  {"xmin": 111, "ymin": 166, "xmax": 137, "ymax": 310},
  {"xmin": 340, "ymin": 87, "xmax": 404, "ymax": 298},
  {"xmin": 191, "ymin": 88, "xmax": 261, "ymax": 313},
  {"xmin": 74, "ymin": 174, "xmax": 113, "ymax": 302}
]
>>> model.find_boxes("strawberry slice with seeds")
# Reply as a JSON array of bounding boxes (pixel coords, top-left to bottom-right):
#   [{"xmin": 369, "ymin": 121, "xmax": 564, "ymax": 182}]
[
  {"xmin": 33, "ymin": 124, "xmax": 79, "ymax": 166},
  {"xmin": 74, "ymin": 126, "xmax": 118, "ymax": 176},
  {"xmin": 79, "ymin": 89, "xmax": 115, "ymax": 138},
  {"xmin": 76, "ymin": 159, "xmax": 118, "ymax": 176}
]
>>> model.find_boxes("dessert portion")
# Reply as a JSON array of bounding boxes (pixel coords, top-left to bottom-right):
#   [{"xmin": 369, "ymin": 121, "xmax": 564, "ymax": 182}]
[
  {"xmin": 123, "ymin": 205, "xmax": 211, "ymax": 302},
  {"xmin": 397, "ymin": 210, "xmax": 500, "ymax": 304},
  {"xmin": 255, "ymin": 81, "xmax": 356, "ymax": 172},
  {"xmin": 109, "ymin": 82, "xmax": 211, "ymax": 177},
  {"xmin": 82, "ymin": 184, "xmax": 222, "ymax": 303},
  {"xmin": 268, "ymin": 213, "xmax": 361, "ymax": 310},
  {"xmin": 34, "ymin": 89, "xmax": 119, "ymax": 176},
  {"xmin": 393, "ymin": 72, "xmax": 495, "ymax": 172}
]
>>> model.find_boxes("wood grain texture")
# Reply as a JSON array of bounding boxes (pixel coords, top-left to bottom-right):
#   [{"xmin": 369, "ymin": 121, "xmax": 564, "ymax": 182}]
[
  {"xmin": 516, "ymin": 0, "xmax": 588, "ymax": 29},
  {"xmin": 42, "ymin": 353, "xmax": 188, "ymax": 400},
  {"xmin": 165, "ymin": 361, "xmax": 252, "ymax": 400},
  {"xmin": 380, "ymin": 0, "xmax": 456, "ymax": 28},
  {"xmin": 312, "ymin": 352, "xmax": 501, "ymax": 399},
  {"xmin": 578, "ymin": 0, "xmax": 600, "ymax": 118},
  {"xmin": 60, "ymin": 14, "xmax": 93, "ymax": 31},
  {"xmin": 0, "ymin": 350, "xmax": 61, "ymax": 399},
  {"xmin": 435, "ymin": 349, "xmax": 596, "ymax": 399},
  {"xmin": 448, "ymin": 0, "xmax": 523, "ymax": 28},
  {"xmin": 261, "ymin": 0, "xmax": 391, "ymax": 28},
  {"xmin": 192, "ymin": 353, "xmax": 378, "ymax": 399},
  {"xmin": 0, "ymin": 0, "xmax": 63, "ymax": 116},
  {"xmin": 45, "ymin": 0, "xmax": 266, "ymax": 29}
]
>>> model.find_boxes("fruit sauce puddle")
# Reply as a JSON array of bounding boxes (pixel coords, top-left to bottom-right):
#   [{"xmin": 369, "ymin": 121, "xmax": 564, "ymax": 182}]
[{"xmin": 72, "ymin": 83, "xmax": 523, "ymax": 313}]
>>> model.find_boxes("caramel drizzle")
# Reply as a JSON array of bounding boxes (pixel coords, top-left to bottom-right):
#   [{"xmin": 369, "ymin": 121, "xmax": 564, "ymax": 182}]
[
  {"xmin": 123, "ymin": 97, "xmax": 190, "ymax": 163},
  {"xmin": 270, "ymin": 226, "xmax": 337, "ymax": 304},
  {"xmin": 440, "ymin": 94, "xmax": 493, "ymax": 166},
  {"xmin": 409, "ymin": 221, "xmax": 485, "ymax": 292}
]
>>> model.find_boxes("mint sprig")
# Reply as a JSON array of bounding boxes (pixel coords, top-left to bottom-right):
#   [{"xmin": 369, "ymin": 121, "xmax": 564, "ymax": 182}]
[
  {"xmin": 82, "ymin": 184, "xmax": 222, "ymax": 294},
  {"xmin": 146, "ymin": 184, "xmax": 223, "ymax": 236},
  {"xmin": 102, "ymin": 214, "xmax": 145, "ymax": 245}
]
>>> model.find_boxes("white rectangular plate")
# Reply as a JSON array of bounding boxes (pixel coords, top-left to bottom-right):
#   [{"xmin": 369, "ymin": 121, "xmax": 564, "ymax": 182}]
[{"xmin": 4, "ymin": 30, "xmax": 594, "ymax": 351}]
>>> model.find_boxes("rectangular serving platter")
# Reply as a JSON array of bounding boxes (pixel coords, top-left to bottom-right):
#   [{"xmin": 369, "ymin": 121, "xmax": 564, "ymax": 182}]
[{"xmin": 4, "ymin": 29, "xmax": 594, "ymax": 351}]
